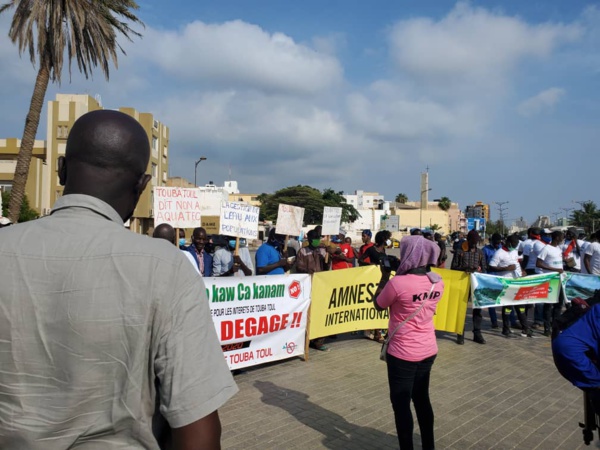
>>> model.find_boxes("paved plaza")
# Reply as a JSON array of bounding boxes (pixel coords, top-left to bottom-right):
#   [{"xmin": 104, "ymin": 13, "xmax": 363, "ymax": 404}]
[{"xmin": 219, "ymin": 312, "xmax": 595, "ymax": 450}]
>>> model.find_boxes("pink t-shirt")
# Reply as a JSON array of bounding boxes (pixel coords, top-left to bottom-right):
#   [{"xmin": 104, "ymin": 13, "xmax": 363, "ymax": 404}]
[{"xmin": 377, "ymin": 274, "xmax": 444, "ymax": 362}]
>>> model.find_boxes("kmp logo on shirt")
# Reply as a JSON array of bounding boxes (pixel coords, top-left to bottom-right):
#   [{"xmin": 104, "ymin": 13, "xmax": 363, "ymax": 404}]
[{"xmin": 413, "ymin": 290, "xmax": 441, "ymax": 302}]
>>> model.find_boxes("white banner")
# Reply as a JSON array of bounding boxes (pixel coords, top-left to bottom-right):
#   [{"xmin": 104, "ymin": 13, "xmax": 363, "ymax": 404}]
[
  {"xmin": 276, "ymin": 204, "xmax": 305, "ymax": 236},
  {"xmin": 197, "ymin": 191, "xmax": 227, "ymax": 216},
  {"xmin": 154, "ymin": 187, "xmax": 202, "ymax": 228},
  {"xmin": 219, "ymin": 201, "xmax": 260, "ymax": 239},
  {"xmin": 321, "ymin": 206, "xmax": 342, "ymax": 236},
  {"xmin": 206, "ymin": 274, "xmax": 312, "ymax": 370}
]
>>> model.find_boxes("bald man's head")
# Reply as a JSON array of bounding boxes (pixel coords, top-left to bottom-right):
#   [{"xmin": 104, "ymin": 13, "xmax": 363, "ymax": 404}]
[
  {"xmin": 58, "ymin": 110, "xmax": 152, "ymax": 221},
  {"xmin": 153, "ymin": 224, "xmax": 176, "ymax": 244},
  {"xmin": 65, "ymin": 110, "xmax": 150, "ymax": 175}
]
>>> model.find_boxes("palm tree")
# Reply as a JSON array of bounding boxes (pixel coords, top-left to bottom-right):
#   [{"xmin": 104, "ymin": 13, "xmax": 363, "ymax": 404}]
[
  {"xmin": 395, "ymin": 193, "xmax": 408, "ymax": 204},
  {"xmin": 1, "ymin": 0, "xmax": 143, "ymax": 222},
  {"xmin": 437, "ymin": 196, "xmax": 452, "ymax": 211}
]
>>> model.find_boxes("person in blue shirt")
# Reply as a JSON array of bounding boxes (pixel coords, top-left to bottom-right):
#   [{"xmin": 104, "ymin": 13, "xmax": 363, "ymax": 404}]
[
  {"xmin": 183, "ymin": 227, "xmax": 213, "ymax": 276},
  {"xmin": 256, "ymin": 228, "xmax": 291, "ymax": 276},
  {"xmin": 553, "ymin": 303, "xmax": 600, "ymax": 389}
]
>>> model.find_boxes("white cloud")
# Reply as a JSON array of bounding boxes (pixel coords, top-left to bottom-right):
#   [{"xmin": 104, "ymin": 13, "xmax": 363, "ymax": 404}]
[
  {"xmin": 142, "ymin": 20, "xmax": 343, "ymax": 95},
  {"xmin": 389, "ymin": 2, "xmax": 582, "ymax": 88},
  {"xmin": 517, "ymin": 87, "xmax": 566, "ymax": 117}
]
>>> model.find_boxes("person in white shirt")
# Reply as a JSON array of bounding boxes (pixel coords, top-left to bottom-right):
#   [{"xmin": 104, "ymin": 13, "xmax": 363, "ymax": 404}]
[
  {"xmin": 520, "ymin": 227, "xmax": 545, "ymax": 328},
  {"xmin": 489, "ymin": 234, "xmax": 532, "ymax": 338},
  {"xmin": 584, "ymin": 231, "xmax": 600, "ymax": 275},
  {"xmin": 560, "ymin": 228, "xmax": 584, "ymax": 273},
  {"xmin": 536, "ymin": 231, "xmax": 565, "ymax": 336}
]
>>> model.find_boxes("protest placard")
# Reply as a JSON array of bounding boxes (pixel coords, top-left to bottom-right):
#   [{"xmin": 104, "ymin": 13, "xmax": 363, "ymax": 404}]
[
  {"xmin": 219, "ymin": 201, "xmax": 260, "ymax": 240},
  {"xmin": 154, "ymin": 187, "xmax": 202, "ymax": 228},
  {"xmin": 275, "ymin": 204, "xmax": 304, "ymax": 236},
  {"xmin": 321, "ymin": 206, "xmax": 342, "ymax": 236},
  {"xmin": 205, "ymin": 274, "xmax": 312, "ymax": 370},
  {"xmin": 201, "ymin": 216, "xmax": 220, "ymax": 234}
]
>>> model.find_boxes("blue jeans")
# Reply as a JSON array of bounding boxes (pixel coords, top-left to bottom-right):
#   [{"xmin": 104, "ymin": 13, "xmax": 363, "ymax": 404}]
[{"xmin": 387, "ymin": 353, "xmax": 437, "ymax": 450}]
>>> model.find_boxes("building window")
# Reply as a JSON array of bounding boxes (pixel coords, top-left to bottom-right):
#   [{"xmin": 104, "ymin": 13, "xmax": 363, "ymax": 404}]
[
  {"xmin": 57, "ymin": 125, "xmax": 69, "ymax": 139},
  {"xmin": 152, "ymin": 163, "xmax": 157, "ymax": 184},
  {"xmin": 163, "ymin": 145, "xmax": 168, "ymax": 156},
  {"xmin": 152, "ymin": 137, "xmax": 158, "ymax": 157},
  {"xmin": 153, "ymin": 119, "xmax": 159, "ymax": 130}
]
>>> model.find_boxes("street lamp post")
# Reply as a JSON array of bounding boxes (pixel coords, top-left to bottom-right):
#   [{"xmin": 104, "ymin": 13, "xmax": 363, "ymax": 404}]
[
  {"xmin": 194, "ymin": 157, "xmax": 207, "ymax": 187},
  {"xmin": 560, "ymin": 207, "xmax": 574, "ymax": 226},
  {"xmin": 495, "ymin": 201, "xmax": 509, "ymax": 235},
  {"xmin": 419, "ymin": 188, "xmax": 432, "ymax": 229}
]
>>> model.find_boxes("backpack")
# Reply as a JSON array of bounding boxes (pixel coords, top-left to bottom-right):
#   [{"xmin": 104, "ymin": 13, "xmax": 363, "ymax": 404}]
[{"xmin": 552, "ymin": 289, "xmax": 600, "ymax": 339}]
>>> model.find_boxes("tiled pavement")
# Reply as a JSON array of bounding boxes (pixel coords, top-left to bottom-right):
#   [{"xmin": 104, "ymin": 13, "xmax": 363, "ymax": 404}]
[{"xmin": 219, "ymin": 313, "xmax": 597, "ymax": 450}]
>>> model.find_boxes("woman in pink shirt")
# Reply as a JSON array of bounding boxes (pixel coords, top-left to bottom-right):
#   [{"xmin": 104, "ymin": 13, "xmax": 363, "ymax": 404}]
[{"xmin": 374, "ymin": 236, "xmax": 444, "ymax": 450}]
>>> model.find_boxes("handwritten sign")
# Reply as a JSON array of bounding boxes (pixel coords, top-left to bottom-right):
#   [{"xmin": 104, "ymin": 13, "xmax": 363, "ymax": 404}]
[
  {"xmin": 220, "ymin": 201, "xmax": 260, "ymax": 239},
  {"xmin": 275, "ymin": 204, "xmax": 304, "ymax": 236},
  {"xmin": 154, "ymin": 187, "xmax": 202, "ymax": 228},
  {"xmin": 321, "ymin": 206, "xmax": 342, "ymax": 236}
]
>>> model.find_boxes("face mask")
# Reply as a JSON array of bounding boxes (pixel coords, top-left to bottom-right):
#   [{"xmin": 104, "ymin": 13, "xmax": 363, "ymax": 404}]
[
  {"xmin": 228, "ymin": 240, "xmax": 236, "ymax": 249},
  {"xmin": 311, "ymin": 239, "xmax": 321, "ymax": 247},
  {"xmin": 179, "ymin": 238, "xmax": 186, "ymax": 246},
  {"xmin": 385, "ymin": 239, "xmax": 391, "ymax": 246},
  {"xmin": 542, "ymin": 236, "xmax": 551, "ymax": 244}
]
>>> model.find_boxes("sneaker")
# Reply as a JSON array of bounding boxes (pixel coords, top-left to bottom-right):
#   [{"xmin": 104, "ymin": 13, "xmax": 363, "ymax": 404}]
[
  {"xmin": 456, "ymin": 334, "xmax": 465, "ymax": 345},
  {"xmin": 491, "ymin": 324, "xmax": 500, "ymax": 330},
  {"xmin": 543, "ymin": 330, "xmax": 551, "ymax": 337},
  {"xmin": 501, "ymin": 329, "xmax": 513, "ymax": 336},
  {"xmin": 504, "ymin": 333, "xmax": 519, "ymax": 339},
  {"xmin": 531, "ymin": 323, "xmax": 542, "ymax": 330},
  {"xmin": 473, "ymin": 334, "xmax": 486, "ymax": 344},
  {"xmin": 521, "ymin": 329, "xmax": 534, "ymax": 338}
]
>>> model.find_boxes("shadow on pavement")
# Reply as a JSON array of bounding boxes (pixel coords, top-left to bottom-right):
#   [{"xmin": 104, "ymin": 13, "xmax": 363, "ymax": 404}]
[{"xmin": 255, "ymin": 380, "xmax": 398, "ymax": 449}]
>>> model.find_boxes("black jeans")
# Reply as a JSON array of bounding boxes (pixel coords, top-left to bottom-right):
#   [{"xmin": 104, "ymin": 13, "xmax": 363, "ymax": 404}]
[
  {"xmin": 387, "ymin": 353, "xmax": 437, "ymax": 450},
  {"xmin": 502, "ymin": 305, "xmax": 528, "ymax": 334}
]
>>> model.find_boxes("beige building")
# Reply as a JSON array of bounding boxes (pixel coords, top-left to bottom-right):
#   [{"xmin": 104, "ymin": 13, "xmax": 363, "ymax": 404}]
[
  {"xmin": 229, "ymin": 193, "xmax": 261, "ymax": 207},
  {"xmin": 0, "ymin": 94, "xmax": 169, "ymax": 234}
]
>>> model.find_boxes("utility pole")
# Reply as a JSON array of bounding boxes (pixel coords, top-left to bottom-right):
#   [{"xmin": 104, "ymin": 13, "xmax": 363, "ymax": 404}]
[{"xmin": 495, "ymin": 201, "xmax": 509, "ymax": 235}]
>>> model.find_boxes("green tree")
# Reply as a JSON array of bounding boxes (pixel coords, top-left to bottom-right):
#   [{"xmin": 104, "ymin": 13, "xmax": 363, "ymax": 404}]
[
  {"xmin": 571, "ymin": 201, "xmax": 600, "ymax": 233},
  {"xmin": 2, "ymin": 191, "xmax": 38, "ymax": 222},
  {"xmin": 259, "ymin": 186, "xmax": 361, "ymax": 225},
  {"xmin": 1, "ymin": 0, "xmax": 143, "ymax": 223},
  {"xmin": 437, "ymin": 196, "xmax": 452, "ymax": 211},
  {"xmin": 395, "ymin": 193, "xmax": 408, "ymax": 204}
]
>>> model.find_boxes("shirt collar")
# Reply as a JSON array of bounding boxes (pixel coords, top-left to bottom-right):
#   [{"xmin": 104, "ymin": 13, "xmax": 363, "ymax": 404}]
[{"xmin": 50, "ymin": 194, "xmax": 124, "ymax": 225}]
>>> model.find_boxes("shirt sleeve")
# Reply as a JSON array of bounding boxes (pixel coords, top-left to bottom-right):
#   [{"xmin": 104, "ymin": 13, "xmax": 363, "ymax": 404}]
[
  {"xmin": 538, "ymin": 245, "xmax": 549, "ymax": 261},
  {"xmin": 154, "ymin": 258, "xmax": 238, "ymax": 428},
  {"xmin": 376, "ymin": 279, "xmax": 400, "ymax": 309},
  {"xmin": 586, "ymin": 244, "xmax": 595, "ymax": 257},
  {"xmin": 255, "ymin": 245, "xmax": 270, "ymax": 269},
  {"xmin": 489, "ymin": 250, "xmax": 501, "ymax": 268}
]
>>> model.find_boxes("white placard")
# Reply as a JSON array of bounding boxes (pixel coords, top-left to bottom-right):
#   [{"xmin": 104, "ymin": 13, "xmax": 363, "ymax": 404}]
[
  {"xmin": 197, "ymin": 190, "xmax": 227, "ymax": 216},
  {"xmin": 220, "ymin": 201, "xmax": 260, "ymax": 239},
  {"xmin": 321, "ymin": 206, "xmax": 343, "ymax": 236},
  {"xmin": 154, "ymin": 187, "xmax": 202, "ymax": 228},
  {"xmin": 275, "ymin": 204, "xmax": 304, "ymax": 236}
]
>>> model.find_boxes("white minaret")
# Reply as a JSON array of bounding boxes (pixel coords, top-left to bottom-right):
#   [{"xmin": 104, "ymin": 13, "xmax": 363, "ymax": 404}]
[{"xmin": 420, "ymin": 171, "xmax": 429, "ymax": 209}]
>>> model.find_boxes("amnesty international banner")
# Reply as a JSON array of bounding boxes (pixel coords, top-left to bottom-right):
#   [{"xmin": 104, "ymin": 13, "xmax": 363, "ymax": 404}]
[
  {"xmin": 309, "ymin": 266, "xmax": 469, "ymax": 338},
  {"xmin": 205, "ymin": 274, "xmax": 311, "ymax": 370},
  {"xmin": 471, "ymin": 272, "xmax": 560, "ymax": 308},
  {"xmin": 562, "ymin": 272, "xmax": 600, "ymax": 303},
  {"xmin": 309, "ymin": 266, "xmax": 388, "ymax": 339},
  {"xmin": 431, "ymin": 268, "xmax": 470, "ymax": 334}
]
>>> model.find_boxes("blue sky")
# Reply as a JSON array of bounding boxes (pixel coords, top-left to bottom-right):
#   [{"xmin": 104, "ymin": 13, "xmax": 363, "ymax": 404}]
[{"xmin": 0, "ymin": 1, "xmax": 598, "ymax": 225}]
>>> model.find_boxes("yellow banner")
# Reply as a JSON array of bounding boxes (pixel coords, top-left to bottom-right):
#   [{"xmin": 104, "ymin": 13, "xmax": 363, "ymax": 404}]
[
  {"xmin": 431, "ymin": 268, "xmax": 469, "ymax": 334},
  {"xmin": 309, "ymin": 266, "xmax": 388, "ymax": 339},
  {"xmin": 309, "ymin": 266, "xmax": 469, "ymax": 339}
]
